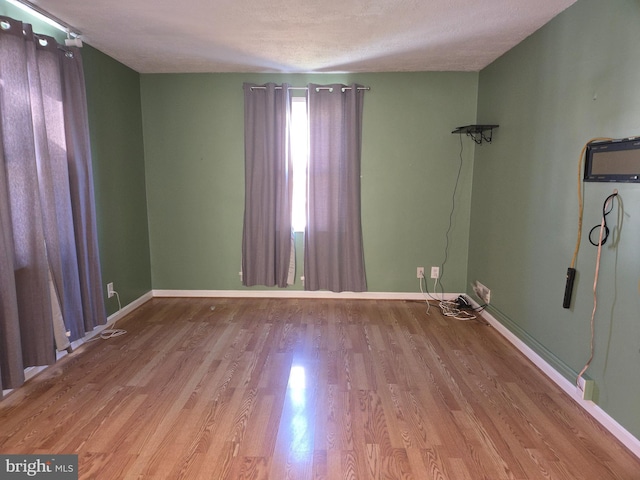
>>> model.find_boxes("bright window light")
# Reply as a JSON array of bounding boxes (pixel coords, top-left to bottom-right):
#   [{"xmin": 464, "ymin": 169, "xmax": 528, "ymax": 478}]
[{"xmin": 290, "ymin": 96, "xmax": 308, "ymax": 232}]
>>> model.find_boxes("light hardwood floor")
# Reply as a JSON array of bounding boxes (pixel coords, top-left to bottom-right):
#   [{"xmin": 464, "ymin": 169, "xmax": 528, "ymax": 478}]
[{"xmin": 1, "ymin": 298, "xmax": 638, "ymax": 479}]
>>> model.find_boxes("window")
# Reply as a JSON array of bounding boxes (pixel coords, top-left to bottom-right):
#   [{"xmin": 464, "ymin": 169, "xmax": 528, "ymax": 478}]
[{"xmin": 290, "ymin": 96, "xmax": 308, "ymax": 232}]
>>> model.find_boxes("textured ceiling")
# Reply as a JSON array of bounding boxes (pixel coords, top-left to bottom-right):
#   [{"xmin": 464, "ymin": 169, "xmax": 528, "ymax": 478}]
[{"xmin": 30, "ymin": 0, "xmax": 577, "ymax": 74}]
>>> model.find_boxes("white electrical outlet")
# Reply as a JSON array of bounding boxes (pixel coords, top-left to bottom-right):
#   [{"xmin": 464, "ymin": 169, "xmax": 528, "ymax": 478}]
[
  {"xmin": 417, "ymin": 267, "xmax": 425, "ymax": 279},
  {"xmin": 430, "ymin": 266, "xmax": 439, "ymax": 279},
  {"xmin": 472, "ymin": 281, "xmax": 491, "ymax": 304},
  {"xmin": 107, "ymin": 282, "xmax": 114, "ymax": 298}
]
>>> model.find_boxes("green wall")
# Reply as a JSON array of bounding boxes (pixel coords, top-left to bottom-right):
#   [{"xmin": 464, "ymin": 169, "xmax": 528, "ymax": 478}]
[
  {"xmin": 140, "ymin": 72, "xmax": 478, "ymax": 292},
  {"xmin": 470, "ymin": 0, "xmax": 640, "ymax": 439},
  {"xmin": 82, "ymin": 47, "xmax": 152, "ymax": 314},
  {"xmin": 0, "ymin": 1, "xmax": 152, "ymax": 316}
]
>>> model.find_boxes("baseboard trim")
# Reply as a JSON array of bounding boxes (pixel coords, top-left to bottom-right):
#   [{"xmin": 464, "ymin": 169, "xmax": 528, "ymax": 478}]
[
  {"xmin": 478, "ymin": 303, "xmax": 640, "ymax": 460},
  {"xmin": 152, "ymin": 289, "xmax": 461, "ymax": 301}
]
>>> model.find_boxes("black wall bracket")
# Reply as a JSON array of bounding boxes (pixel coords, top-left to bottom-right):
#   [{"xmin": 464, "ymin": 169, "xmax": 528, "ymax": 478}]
[{"xmin": 452, "ymin": 124, "xmax": 499, "ymax": 144}]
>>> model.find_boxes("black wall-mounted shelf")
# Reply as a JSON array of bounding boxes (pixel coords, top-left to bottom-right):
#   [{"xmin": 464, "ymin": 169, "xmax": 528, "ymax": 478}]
[{"xmin": 452, "ymin": 124, "xmax": 499, "ymax": 144}]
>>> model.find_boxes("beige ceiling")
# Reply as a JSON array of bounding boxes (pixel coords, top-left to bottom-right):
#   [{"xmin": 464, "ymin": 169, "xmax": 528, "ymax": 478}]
[{"xmin": 31, "ymin": 0, "xmax": 577, "ymax": 74}]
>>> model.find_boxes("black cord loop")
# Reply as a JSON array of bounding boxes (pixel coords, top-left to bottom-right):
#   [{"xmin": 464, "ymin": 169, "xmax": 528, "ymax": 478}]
[{"xmin": 588, "ymin": 192, "xmax": 618, "ymax": 246}]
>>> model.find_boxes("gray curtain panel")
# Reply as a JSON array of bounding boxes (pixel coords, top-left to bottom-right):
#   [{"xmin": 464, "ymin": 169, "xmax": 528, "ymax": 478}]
[
  {"xmin": 304, "ymin": 84, "xmax": 367, "ymax": 292},
  {"xmin": 61, "ymin": 44, "xmax": 107, "ymax": 335},
  {"xmin": 242, "ymin": 83, "xmax": 294, "ymax": 287},
  {"xmin": 0, "ymin": 17, "xmax": 106, "ymax": 393},
  {"xmin": 31, "ymin": 30, "xmax": 85, "ymax": 345}
]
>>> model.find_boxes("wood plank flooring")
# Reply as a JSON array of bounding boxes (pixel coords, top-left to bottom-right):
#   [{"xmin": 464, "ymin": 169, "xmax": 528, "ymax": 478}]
[{"xmin": 1, "ymin": 297, "xmax": 639, "ymax": 479}]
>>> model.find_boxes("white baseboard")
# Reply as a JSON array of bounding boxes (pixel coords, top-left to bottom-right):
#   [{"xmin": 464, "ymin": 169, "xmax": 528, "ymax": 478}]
[
  {"xmin": 478, "ymin": 304, "xmax": 640, "ymax": 459},
  {"xmin": 152, "ymin": 289, "xmax": 462, "ymax": 301}
]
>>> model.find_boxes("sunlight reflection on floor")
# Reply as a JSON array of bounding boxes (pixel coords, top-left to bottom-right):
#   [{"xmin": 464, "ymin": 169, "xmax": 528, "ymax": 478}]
[{"xmin": 286, "ymin": 364, "xmax": 312, "ymax": 462}]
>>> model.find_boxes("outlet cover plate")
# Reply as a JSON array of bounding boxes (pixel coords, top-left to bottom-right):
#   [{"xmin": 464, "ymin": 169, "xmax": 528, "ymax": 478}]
[{"xmin": 473, "ymin": 281, "xmax": 491, "ymax": 304}]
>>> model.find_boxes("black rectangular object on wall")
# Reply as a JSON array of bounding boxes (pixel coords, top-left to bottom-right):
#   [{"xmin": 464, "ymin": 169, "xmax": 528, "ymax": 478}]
[{"xmin": 584, "ymin": 137, "xmax": 640, "ymax": 183}]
